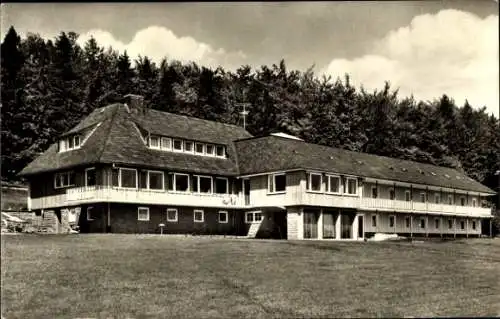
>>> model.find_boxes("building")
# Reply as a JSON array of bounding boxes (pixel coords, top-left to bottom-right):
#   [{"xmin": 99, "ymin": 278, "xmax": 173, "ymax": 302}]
[{"xmin": 19, "ymin": 96, "xmax": 496, "ymax": 239}]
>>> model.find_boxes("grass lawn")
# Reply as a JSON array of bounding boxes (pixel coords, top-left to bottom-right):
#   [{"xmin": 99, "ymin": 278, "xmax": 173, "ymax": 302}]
[{"xmin": 2, "ymin": 235, "xmax": 500, "ymax": 318}]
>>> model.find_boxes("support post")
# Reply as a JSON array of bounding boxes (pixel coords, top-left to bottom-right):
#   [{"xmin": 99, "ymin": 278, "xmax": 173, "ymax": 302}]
[
  {"xmin": 107, "ymin": 202, "xmax": 111, "ymax": 233},
  {"xmin": 454, "ymin": 218, "xmax": 456, "ymax": 239},
  {"xmin": 466, "ymin": 218, "xmax": 469, "ymax": 238},
  {"xmin": 410, "ymin": 214, "xmax": 413, "ymax": 238},
  {"xmin": 440, "ymin": 216, "xmax": 443, "ymax": 238},
  {"xmin": 426, "ymin": 214, "xmax": 429, "ymax": 238}
]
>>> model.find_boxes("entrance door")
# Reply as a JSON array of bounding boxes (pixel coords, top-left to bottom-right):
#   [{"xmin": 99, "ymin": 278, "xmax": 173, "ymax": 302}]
[
  {"xmin": 357, "ymin": 215, "xmax": 364, "ymax": 238},
  {"xmin": 303, "ymin": 209, "xmax": 319, "ymax": 239},
  {"xmin": 244, "ymin": 179, "xmax": 250, "ymax": 205},
  {"xmin": 323, "ymin": 210, "xmax": 338, "ymax": 239},
  {"xmin": 341, "ymin": 213, "xmax": 355, "ymax": 239}
]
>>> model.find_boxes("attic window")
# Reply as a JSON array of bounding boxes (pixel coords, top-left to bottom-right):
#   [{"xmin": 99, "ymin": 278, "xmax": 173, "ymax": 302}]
[{"xmin": 59, "ymin": 135, "xmax": 81, "ymax": 152}]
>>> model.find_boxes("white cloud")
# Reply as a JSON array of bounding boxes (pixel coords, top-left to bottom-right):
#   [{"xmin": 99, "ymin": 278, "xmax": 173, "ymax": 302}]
[
  {"xmin": 76, "ymin": 26, "xmax": 247, "ymax": 70},
  {"xmin": 322, "ymin": 9, "xmax": 499, "ymax": 117}
]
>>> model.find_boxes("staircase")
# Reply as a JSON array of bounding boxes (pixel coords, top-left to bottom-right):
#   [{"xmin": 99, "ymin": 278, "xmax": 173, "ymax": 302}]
[{"xmin": 39, "ymin": 210, "xmax": 59, "ymax": 233}]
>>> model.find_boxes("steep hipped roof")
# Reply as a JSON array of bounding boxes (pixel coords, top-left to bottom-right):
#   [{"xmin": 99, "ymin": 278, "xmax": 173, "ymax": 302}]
[
  {"xmin": 234, "ymin": 135, "xmax": 495, "ymax": 194},
  {"xmin": 19, "ymin": 104, "xmax": 252, "ymax": 177}
]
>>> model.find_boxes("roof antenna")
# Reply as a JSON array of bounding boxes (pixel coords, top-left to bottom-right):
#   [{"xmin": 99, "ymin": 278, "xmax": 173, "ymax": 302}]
[{"xmin": 236, "ymin": 103, "xmax": 251, "ymax": 129}]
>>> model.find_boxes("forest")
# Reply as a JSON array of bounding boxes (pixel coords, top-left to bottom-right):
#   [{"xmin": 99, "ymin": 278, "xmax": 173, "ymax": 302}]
[{"xmin": 1, "ymin": 26, "xmax": 499, "ymax": 200}]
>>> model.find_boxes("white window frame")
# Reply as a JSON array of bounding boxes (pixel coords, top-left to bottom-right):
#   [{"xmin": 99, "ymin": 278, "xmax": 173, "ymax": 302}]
[
  {"xmin": 86, "ymin": 206, "xmax": 94, "ymax": 221},
  {"xmin": 245, "ymin": 211, "xmax": 263, "ymax": 224},
  {"xmin": 172, "ymin": 139, "xmax": 184, "ymax": 152},
  {"xmin": 420, "ymin": 217, "xmax": 426, "ymax": 229},
  {"xmin": 85, "ymin": 167, "xmax": 96, "ymax": 187},
  {"xmin": 306, "ymin": 172, "xmax": 323, "ymax": 193},
  {"xmin": 147, "ymin": 170, "xmax": 165, "ymax": 191},
  {"xmin": 195, "ymin": 142, "xmax": 205, "ymax": 155},
  {"xmin": 193, "ymin": 209, "xmax": 204, "ymax": 223},
  {"xmin": 472, "ymin": 198, "xmax": 477, "ymax": 207},
  {"xmin": 448, "ymin": 219, "xmax": 453, "ymax": 229},
  {"xmin": 325, "ymin": 174, "xmax": 341, "ymax": 194},
  {"xmin": 218, "ymin": 211, "xmax": 228, "ymax": 224},
  {"xmin": 371, "ymin": 214, "xmax": 377, "ymax": 227},
  {"xmin": 460, "ymin": 220, "xmax": 465, "ymax": 230},
  {"xmin": 435, "ymin": 218, "xmax": 440, "ymax": 229},
  {"xmin": 371, "ymin": 186, "xmax": 378, "ymax": 199},
  {"xmin": 268, "ymin": 173, "xmax": 286, "ymax": 194},
  {"xmin": 137, "ymin": 207, "xmax": 150, "ymax": 221},
  {"xmin": 472, "ymin": 220, "xmax": 476, "ymax": 230},
  {"xmin": 118, "ymin": 168, "xmax": 138, "ymax": 189},
  {"xmin": 183, "ymin": 140, "xmax": 194, "ymax": 154},
  {"xmin": 149, "ymin": 135, "xmax": 160, "ymax": 149},
  {"xmin": 346, "ymin": 177, "xmax": 358, "ymax": 196},
  {"xmin": 214, "ymin": 177, "xmax": 229, "ymax": 194},
  {"xmin": 405, "ymin": 190, "xmax": 411, "ymax": 202},
  {"xmin": 173, "ymin": 173, "xmax": 190, "ymax": 192},
  {"xmin": 59, "ymin": 135, "xmax": 81, "ymax": 152},
  {"xmin": 166, "ymin": 208, "xmax": 178, "ymax": 222},
  {"xmin": 215, "ymin": 145, "xmax": 225, "ymax": 158},
  {"xmin": 460, "ymin": 197, "xmax": 466, "ymax": 206},
  {"xmin": 405, "ymin": 216, "xmax": 411, "ymax": 228},
  {"xmin": 161, "ymin": 137, "xmax": 172, "ymax": 150},
  {"xmin": 389, "ymin": 215, "xmax": 395, "ymax": 228},
  {"xmin": 194, "ymin": 175, "xmax": 213, "ymax": 194},
  {"xmin": 420, "ymin": 192, "xmax": 426, "ymax": 203},
  {"xmin": 54, "ymin": 171, "xmax": 76, "ymax": 189},
  {"xmin": 205, "ymin": 144, "xmax": 215, "ymax": 156}
]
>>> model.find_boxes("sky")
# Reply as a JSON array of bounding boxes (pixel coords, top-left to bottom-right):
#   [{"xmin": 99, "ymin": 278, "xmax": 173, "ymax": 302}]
[{"xmin": 1, "ymin": 1, "xmax": 499, "ymax": 117}]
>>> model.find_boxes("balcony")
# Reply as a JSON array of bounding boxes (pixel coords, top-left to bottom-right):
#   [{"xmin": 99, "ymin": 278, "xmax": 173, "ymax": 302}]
[{"xmin": 30, "ymin": 186, "xmax": 246, "ymax": 210}]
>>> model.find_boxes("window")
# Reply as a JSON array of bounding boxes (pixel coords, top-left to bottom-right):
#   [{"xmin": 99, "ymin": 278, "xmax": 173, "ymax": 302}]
[
  {"xmin": 371, "ymin": 215, "xmax": 377, "ymax": 227},
  {"xmin": 138, "ymin": 207, "xmax": 150, "ymax": 221},
  {"xmin": 173, "ymin": 173, "xmax": 190, "ymax": 192},
  {"xmin": 216, "ymin": 145, "xmax": 225, "ymax": 157},
  {"xmin": 195, "ymin": 143, "xmax": 205, "ymax": 154},
  {"xmin": 74, "ymin": 135, "xmax": 80, "ymax": 148},
  {"xmin": 214, "ymin": 177, "xmax": 229, "ymax": 194},
  {"xmin": 420, "ymin": 218, "xmax": 426, "ymax": 229},
  {"xmin": 307, "ymin": 172, "xmax": 322, "ymax": 192},
  {"xmin": 434, "ymin": 194, "xmax": 440, "ymax": 204},
  {"xmin": 218, "ymin": 211, "xmax": 228, "ymax": 223},
  {"xmin": 147, "ymin": 171, "xmax": 164, "ymax": 190},
  {"xmin": 193, "ymin": 175, "xmax": 212, "ymax": 194},
  {"xmin": 166, "ymin": 208, "xmax": 178, "ymax": 222},
  {"xmin": 268, "ymin": 173, "xmax": 286, "ymax": 193},
  {"xmin": 149, "ymin": 136, "xmax": 160, "ymax": 149},
  {"xmin": 54, "ymin": 171, "xmax": 75, "ymax": 189},
  {"xmin": 184, "ymin": 141, "xmax": 194, "ymax": 153},
  {"xmin": 245, "ymin": 211, "xmax": 263, "ymax": 223},
  {"xmin": 389, "ymin": 188, "xmax": 395, "ymax": 200},
  {"xmin": 326, "ymin": 175, "xmax": 341, "ymax": 193},
  {"xmin": 405, "ymin": 191, "xmax": 411, "ymax": 202},
  {"xmin": 472, "ymin": 199, "xmax": 476, "ymax": 207},
  {"xmin": 389, "ymin": 215, "xmax": 395, "ymax": 228},
  {"xmin": 120, "ymin": 168, "xmax": 138, "ymax": 188},
  {"xmin": 85, "ymin": 168, "xmax": 96, "ymax": 187},
  {"xmin": 86, "ymin": 207, "xmax": 95, "ymax": 221},
  {"xmin": 460, "ymin": 197, "xmax": 466, "ymax": 206},
  {"xmin": 161, "ymin": 137, "xmax": 172, "ymax": 150},
  {"xmin": 60, "ymin": 135, "xmax": 81, "ymax": 152},
  {"xmin": 448, "ymin": 219, "xmax": 453, "ymax": 229},
  {"xmin": 472, "ymin": 221, "xmax": 476, "ymax": 230},
  {"xmin": 346, "ymin": 178, "xmax": 357, "ymax": 195},
  {"xmin": 448, "ymin": 195, "xmax": 453, "ymax": 205},
  {"xmin": 173, "ymin": 139, "xmax": 183, "ymax": 151},
  {"xmin": 420, "ymin": 193, "xmax": 426, "ymax": 203},
  {"xmin": 206, "ymin": 144, "xmax": 215, "ymax": 156},
  {"xmin": 435, "ymin": 218, "xmax": 440, "ymax": 229},
  {"xmin": 194, "ymin": 210, "xmax": 204, "ymax": 223},
  {"xmin": 460, "ymin": 221, "xmax": 465, "ymax": 230},
  {"xmin": 405, "ymin": 216, "xmax": 411, "ymax": 228},
  {"xmin": 371, "ymin": 186, "xmax": 378, "ymax": 199}
]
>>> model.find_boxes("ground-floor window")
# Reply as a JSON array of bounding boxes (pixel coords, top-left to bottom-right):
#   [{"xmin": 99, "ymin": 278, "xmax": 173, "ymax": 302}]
[
  {"xmin": 87, "ymin": 206, "xmax": 95, "ymax": 221},
  {"xmin": 218, "ymin": 211, "xmax": 228, "ymax": 223},
  {"xmin": 405, "ymin": 216, "xmax": 410, "ymax": 228},
  {"xmin": 435, "ymin": 218, "xmax": 440, "ymax": 229},
  {"xmin": 323, "ymin": 211, "xmax": 337, "ymax": 238},
  {"xmin": 166, "ymin": 208, "xmax": 178, "ymax": 222},
  {"xmin": 194, "ymin": 210, "xmax": 204, "ymax": 223},
  {"xmin": 460, "ymin": 220, "xmax": 465, "ymax": 230},
  {"xmin": 472, "ymin": 221, "xmax": 476, "ymax": 230},
  {"xmin": 389, "ymin": 215, "xmax": 395, "ymax": 228},
  {"xmin": 420, "ymin": 218, "xmax": 426, "ymax": 229},
  {"xmin": 245, "ymin": 211, "xmax": 263, "ymax": 223},
  {"xmin": 138, "ymin": 207, "xmax": 150, "ymax": 221},
  {"xmin": 448, "ymin": 219, "xmax": 453, "ymax": 229},
  {"xmin": 371, "ymin": 215, "xmax": 377, "ymax": 227}
]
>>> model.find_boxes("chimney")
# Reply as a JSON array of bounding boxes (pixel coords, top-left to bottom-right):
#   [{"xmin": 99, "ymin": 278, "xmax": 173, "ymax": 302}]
[{"xmin": 123, "ymin": 94, "xmax": 145, "ymax": 114}]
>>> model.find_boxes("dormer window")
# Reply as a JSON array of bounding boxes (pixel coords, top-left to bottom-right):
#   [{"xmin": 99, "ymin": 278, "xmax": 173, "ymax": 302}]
[
  {"xmin": 173, "ymin": 139, "xmax": 183, "ymax": 151},
  {"xmin": 161, "ymin": 137, "xmax": 172, "ymax": 150},
  {"xmin": 184, "ymin": 141, "xmax": 194, "ymax": 153},
  {"xmin": 206, "ymin": 144, "xmax": 215, "ymax": 156},
  {"xmin": 195, "ymin": 143, "xmax": 205, "ymax": 154},
  {"xmin": 216, "ymin": 145, "xmax": 225, "ymax": 157},
  {"xmin": 59, "ymin": 135, "xmax": 81, "ymax": 152},
  {"xmin": 149, "ymin": 136, "xmax": 160, "ymax": 149},
  {"xmin": 146, "ymin": 134, "xmax": 226, "ymax": 158}
]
